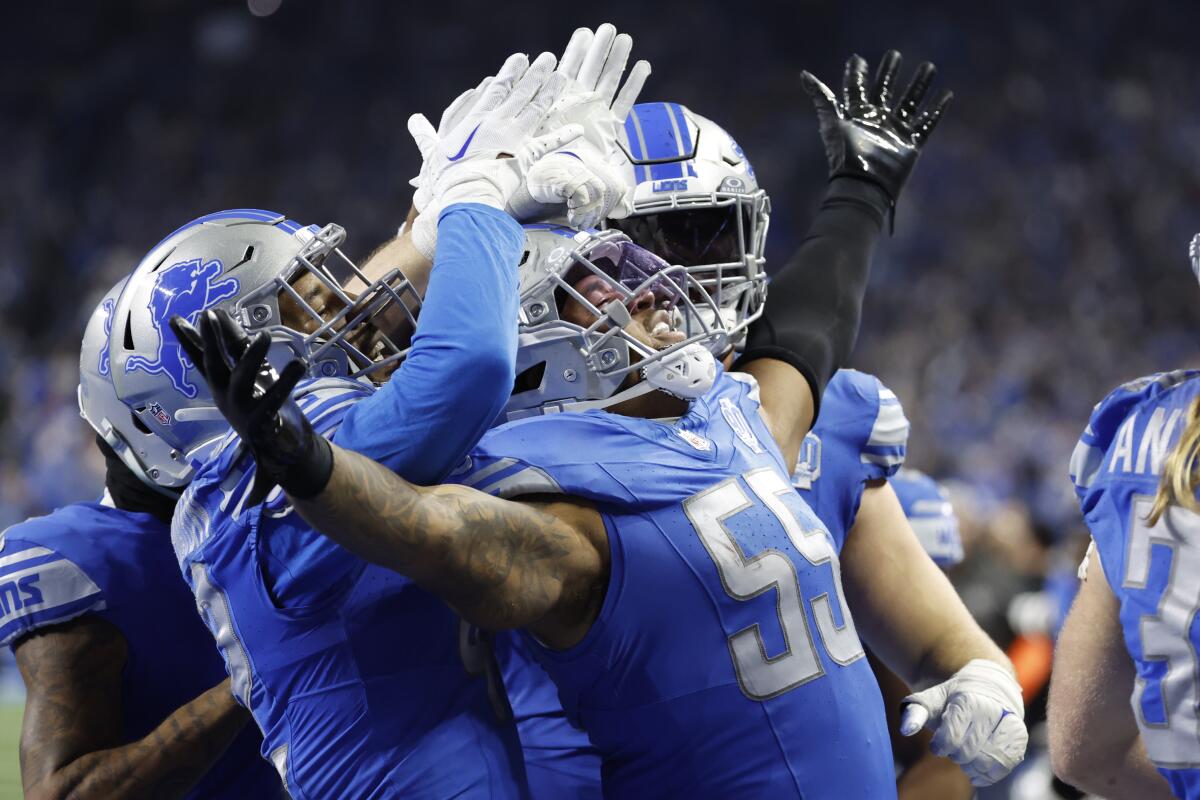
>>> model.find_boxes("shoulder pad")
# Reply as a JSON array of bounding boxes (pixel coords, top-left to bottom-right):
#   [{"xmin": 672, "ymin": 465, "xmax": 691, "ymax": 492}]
[
  {"xmin": 455, "ymin": 413, "xmax": 633, "ymax": 503},
  {"xmin": 822, "ymin": 370, "xmax": 910, "ymax": 477},
  {"xmin": 1070, "ymin": 371, "xmax": 1200, "ymax": 496}
]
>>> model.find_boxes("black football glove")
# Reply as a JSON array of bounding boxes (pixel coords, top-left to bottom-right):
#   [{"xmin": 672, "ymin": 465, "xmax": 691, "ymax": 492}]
[
  {"xmin": 170, "ymin": 308, "xmax": 333, "ymax": 507},
  {"xmin": 801, "ymin": 50, "xmax": 952, "ymax": 206}
]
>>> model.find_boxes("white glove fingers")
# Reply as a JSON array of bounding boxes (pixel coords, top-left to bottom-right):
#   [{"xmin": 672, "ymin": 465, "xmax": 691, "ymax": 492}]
[
  {"xmin": 407, "ymin": 113, "xmax": 439, "ymax": 160},
  {"xmin": 520, "ymin": 124, "xmax": 585, "ymax": 168},
  {"xmin": 611, "ymin": 60, "xmax": 651, "ymax": 122},
  {"xmin": 439, "ymin": 86, "xmax": 480, "ymax": 133},
  {"xmin": 557, "ymin": 27, "xmax": 593, "ymax": 81},
  {"xmin": 476, "ymin": 53, "xmax": 529, "ymax": 112},
  {"xmin": 929, "ymin": 695, "xmax": 974, "ymax": 761},
  {"xmin": 595, "ymin": 32, "xmax": 633, "ymax": 105},
  {"xmin": 515, "ymin": 71, "xmax": 568, "ymax": 130},
  {"xmin": 501, "ymin": 51, "xmax": 558, "ymax": 118},
  {"xmin": 577, "ymin": 22, "xmax": 617, "ymax": 90},
  {"xmin": 898, "ymin": 702, "xmax": 930, "ymax": 737}
]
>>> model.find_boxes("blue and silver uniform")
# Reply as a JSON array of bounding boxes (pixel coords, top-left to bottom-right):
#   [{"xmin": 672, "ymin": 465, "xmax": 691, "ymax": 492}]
[
  {"xmin": 0, "ymin": 501, "xmax": 280, "ymax": 799},
  {"xmin": 459, "ymin": 368, "xmax": 895, "ymax": 799},
  {"xmin": 1070, "ymin": 370, "xmax": 1200, "ymax": 798},
  {"xmin": 891, "ymin": 468, "xmax": 964, "ymax": 569},
  {"xmin": 172, "ymin": 204, "xmax": 529, "ymax": 798},
  {"xmin": 792, "ymin": 369, "xmax": 909, "ymax": 551},
  {"xmin": 497, "ymin": 368, "xmax": 909, "ymax": 797}
]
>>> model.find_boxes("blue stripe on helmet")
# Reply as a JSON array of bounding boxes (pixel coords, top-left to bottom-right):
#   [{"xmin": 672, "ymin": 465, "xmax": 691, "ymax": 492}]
[{"xmin": 149, "ymin": 209, "xmax": 305, "ymax": 253}]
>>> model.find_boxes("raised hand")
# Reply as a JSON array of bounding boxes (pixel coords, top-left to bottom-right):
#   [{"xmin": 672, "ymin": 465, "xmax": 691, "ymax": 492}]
[
  {"xmin": 170, "ymin": 309, "xmax": 331, "ymax": 507},
  {"xmin": 406, "ymin": 51, "xmax": 585, "ymax": 257},
  {"xmin": 801, "ymin": 50, "xmax": 952, "ymax": 204},
  {"xmin": 508, "ymin": 24, "xmax": 651, "ymax": 228}
]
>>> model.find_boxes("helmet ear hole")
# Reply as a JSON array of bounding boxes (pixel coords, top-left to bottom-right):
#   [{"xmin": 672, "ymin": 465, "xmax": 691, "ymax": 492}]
[
  {"xmin": 513, "ymin": 361, "xmax": 547, "ymax": 395},
  {"xmin": 130, "ymin": 410, "xmax": 152, "ymax": 435},
  {"xmin": 123, "ymin": 312, "xmax": 135, "ymax": 350}
]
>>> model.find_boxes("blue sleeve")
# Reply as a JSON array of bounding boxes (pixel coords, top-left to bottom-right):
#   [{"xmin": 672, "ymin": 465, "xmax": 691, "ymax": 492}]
[
  {"xmin": 853, "ymin": 373, "xmax": 909, "ymax": 484},
  {"xmin": 0, "ymin": 536, "xmax": 104, "ymax": 648},
  {"xmin": 333, "ymin": 203, "xmax": 522, "ymax": 484}
]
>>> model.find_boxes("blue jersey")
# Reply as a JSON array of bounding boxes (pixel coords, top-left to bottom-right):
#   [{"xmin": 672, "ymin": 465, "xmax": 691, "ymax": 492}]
[
  {"xmin": 792, "ymin": 369, "xmax": 909, "ymax": 552},
  {"xmin": 170, "ymin": 203, "xmax": 528, "ymax": 798},
  {"xmin": 492, "ymin": 632, "xmax": 601, "ymax": 799},
  {"xmin": 0, "ymin": 502, "xmax": 280, "ymax": 799},
  {"xmin": 1071, "ymin": 370, "xmax": 1200, "ymax": 798},
  {"xmin": 459, "ymin": 369, "xmax": 895, "ymax": 799},
  {"xmin": 174, "ymin": 379, "xmax": 527, "ymax": 798}
]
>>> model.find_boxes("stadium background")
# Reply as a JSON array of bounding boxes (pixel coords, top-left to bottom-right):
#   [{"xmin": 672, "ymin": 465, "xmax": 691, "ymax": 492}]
[{"xmin": 2, "ymin": 0, "xmax": 1198, "ymax": 796}]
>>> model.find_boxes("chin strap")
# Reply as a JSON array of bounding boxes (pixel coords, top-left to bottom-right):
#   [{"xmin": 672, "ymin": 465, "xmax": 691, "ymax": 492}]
[{"xmin": 511, "ymin": 343, "xmax": 717, "ymax": 418}]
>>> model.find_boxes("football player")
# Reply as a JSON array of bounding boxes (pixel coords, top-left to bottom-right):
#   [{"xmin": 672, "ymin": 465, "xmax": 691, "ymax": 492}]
[
  {"xmin": 537, "ymin": 97, "xmax": 1012, "ymax": 796},
  {"xmin": 1047, "ymin": 239, "xmax": 1200, "ymax": 797},
  {"xmin": 2, "ymin": 280, "xmax": 281, "ymax": 799},
  {"xmin": 108, "ymin": 34, "xmax": 645, "ymax": 797},
  {"xmin": 180, "ymin": 52, "xmax": 1029, "ymax": 798}
]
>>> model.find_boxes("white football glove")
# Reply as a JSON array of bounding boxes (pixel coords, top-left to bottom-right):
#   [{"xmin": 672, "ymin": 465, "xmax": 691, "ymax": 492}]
[
  {"xmin": 900, "ymin": 658, "xmax": 1029, "ymax": 786},
  {"xmin": 506, "ymin": 24, "xmax": 649, "ymax": 227},
  {"xmin": 407, "ymin": 51, "xmax": 583, "ymax": 258}
]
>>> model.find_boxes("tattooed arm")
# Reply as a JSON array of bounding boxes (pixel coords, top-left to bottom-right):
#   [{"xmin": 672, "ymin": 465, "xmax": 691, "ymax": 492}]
[
  {"xmin": 292, "ymin": 443, "xmax": 608, "ymax": 649},
  {"xmin": 15, "ymin": 615, "xmax": 252, "ymax": 800}
]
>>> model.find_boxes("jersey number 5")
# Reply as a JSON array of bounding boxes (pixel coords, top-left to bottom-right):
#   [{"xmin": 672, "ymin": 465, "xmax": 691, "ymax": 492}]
[{"xmin": 684, "ymin": 468, "xmax": 864, "ymax": 700}]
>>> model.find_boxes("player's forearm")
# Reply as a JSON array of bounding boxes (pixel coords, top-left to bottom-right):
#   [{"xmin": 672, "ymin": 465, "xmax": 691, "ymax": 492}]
[
  {"xmin": 896, "ymin": 752, "xmax": 973, "ymax": 800},
  {"xmin": 1054, "ymin": 735, "xmax": 1172, "ymax": 799},
  {"xmin": 358, "ymin": 226, "xmax": 433, "ymax": 296},
  {"xmin": 333, "ymin": 203, "xmax": 520, "ymax": 484},
  {"xmin": 735, "ymin": 177, "xmax": 888, "ymax": 412},
  {"xmin": 293, "ymin": 443, "xmax": 571, "ymax": 629},
  {"xmin": 25, "ymin": 679, "xmax": 249, "ymax": 800},
  {"xmin": 844, "ymin": 483, "xmax": 1008, "ymax": 686}
]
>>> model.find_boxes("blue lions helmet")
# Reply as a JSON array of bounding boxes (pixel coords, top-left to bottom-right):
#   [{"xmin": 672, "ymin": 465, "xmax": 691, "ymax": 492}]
[
  {"xmin": 107, "ymin": 209, "xmax": 419, "ymax": 489},
  {"xmin": 608, "ymin": 103, "xmax": 769, "ymax": 348},
  {"xmin": 891, "ymin": 468, "xmax": 964, "ymax": 569}
]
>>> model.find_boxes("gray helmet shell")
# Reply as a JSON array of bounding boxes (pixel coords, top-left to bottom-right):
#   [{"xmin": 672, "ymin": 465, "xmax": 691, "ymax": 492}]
[{"xmin": 108, "ymin": 209, "xmax": 417, "ymax": 489}]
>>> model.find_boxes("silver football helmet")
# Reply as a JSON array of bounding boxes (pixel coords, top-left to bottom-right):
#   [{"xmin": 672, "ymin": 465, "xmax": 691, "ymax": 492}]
[
  {"xmin": 107, "ymin": 208, "xmax": 419, "ymax": 489},
  {"xmin": 79, "ymin": 277, "xmax": 182, "ymax": 494},
  {"xmin": 507, "ymin": 225, "xmax": 727, "ymax": 419},
  {"xmin": 608, "ymin": 102, "xmax": 770, "ymax": 345}
]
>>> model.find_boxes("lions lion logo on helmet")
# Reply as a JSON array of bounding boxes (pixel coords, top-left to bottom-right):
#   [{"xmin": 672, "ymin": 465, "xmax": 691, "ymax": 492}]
[{"xmin": 124, "ymin": 258, "xmax": 239, "ymax": 398}]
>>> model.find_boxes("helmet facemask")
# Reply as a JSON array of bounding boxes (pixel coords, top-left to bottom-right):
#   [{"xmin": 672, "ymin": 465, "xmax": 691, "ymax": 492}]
[
  {"xmin": 508, "ymin": 228, "xmax": 726, "ymax": 419},
  {"xmin": 236, "ymin": 223, "xmax": 420, "ymax": 384}
]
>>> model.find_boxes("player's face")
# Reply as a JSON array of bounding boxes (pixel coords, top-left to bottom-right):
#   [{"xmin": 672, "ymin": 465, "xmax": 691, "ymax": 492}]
[
  {"xmin": 278, "ymin": 271, "xmax": 411, "ymax": 381},
  {"xmin": 561, "ymin": 273, "xmax": 687, "ymax": 351}
]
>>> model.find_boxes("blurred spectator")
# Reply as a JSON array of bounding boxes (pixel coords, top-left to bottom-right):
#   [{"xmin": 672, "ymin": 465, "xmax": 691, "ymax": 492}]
[{"xmin": 1, "ymin": 0, "xmax": 1197, "ymax": 545}]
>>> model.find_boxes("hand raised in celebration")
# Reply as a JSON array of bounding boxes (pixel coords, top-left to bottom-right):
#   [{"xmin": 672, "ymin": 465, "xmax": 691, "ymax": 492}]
[
  {"xmin": 801, "ymin": 50, "xmax": 952, "ymax": 204},
  {"xmin": 170, "ymin": 309, "xmax": 332, "ymax": 507}
]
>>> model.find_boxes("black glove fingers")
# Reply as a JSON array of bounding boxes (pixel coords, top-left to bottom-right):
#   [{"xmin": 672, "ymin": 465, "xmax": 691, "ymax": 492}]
[
  {"xmin": 871, "ymin": 50, "xmax": 901, "ymax": 108},
  {"xmin": 229, "ymin": 331, "xmax": 272, "ymax": 404},
  {"xmin": 213, "ymin": 307, "xmax": 253, "ymax": 358},
  {"xmin": 169, "ymin": 316, "xmax": 209, "ymax": 379},
  {"xmin": 256, "ymin": 360, "xmax": 307, "ymax": 425},
  {"xmin": 896, "ymin": 62, "xmax": 936, "ymax": 126},
  {"xmin": 198, "ymin": 310, "xmax": 233, "ymax": 391},
  {"xmin": 842, "ymin": 54, "xmax": 870, "ymax": 109},
  {"xmin": 912, "ymin": 88, "xmax": 953, "ymax": 143}
]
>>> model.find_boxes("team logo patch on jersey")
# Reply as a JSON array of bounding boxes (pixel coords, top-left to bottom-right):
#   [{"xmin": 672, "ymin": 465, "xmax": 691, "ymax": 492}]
[
  {"xmin": 720, "ymin": 397, "xmax": 763, "ymax": 454},
  {"xmin": 125, "ymin": 258, "xmax": 239, "ymax": 398},
  {"xmin": 675, "ymin": 428, "xmax": 712, "ymax": 451},
  {"xmin": 792, "ymin": 432, "xmax": 822, "ymax": 489}
]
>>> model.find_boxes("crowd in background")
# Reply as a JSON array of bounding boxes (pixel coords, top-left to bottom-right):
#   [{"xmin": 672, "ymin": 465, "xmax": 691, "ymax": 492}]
[{"xmin": 3, "ymin": 3, "xmax": 1198, "ymax": 781}]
